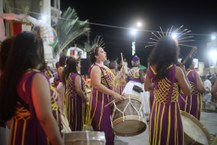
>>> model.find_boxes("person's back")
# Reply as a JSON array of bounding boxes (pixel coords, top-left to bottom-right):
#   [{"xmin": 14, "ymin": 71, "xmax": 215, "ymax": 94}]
[
  {"xmin": 0, "ymin": 32, "xmax": 63, "ymax": 145},
  {"xmin": 12, "ymin": 69, "xmax": 48, "ymax": 144},
  {"xmin": 145, "ymin": 36, "xmax": 191, "ymax": 145}
]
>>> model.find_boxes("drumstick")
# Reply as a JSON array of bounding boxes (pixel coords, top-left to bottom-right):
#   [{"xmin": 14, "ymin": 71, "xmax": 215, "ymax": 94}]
[
  {"xmin": 181, "ymin": 46, "xmax": 197, "ymax": 65},
  {"xmin": 121, "ymin": 52, "xmax": 124, "ymax": 65}
]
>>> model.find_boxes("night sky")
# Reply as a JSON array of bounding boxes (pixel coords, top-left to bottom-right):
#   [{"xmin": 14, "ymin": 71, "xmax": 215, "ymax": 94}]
[{"xmin": 60, "ymin": 0, "xmax": 217, "ymax": 67}]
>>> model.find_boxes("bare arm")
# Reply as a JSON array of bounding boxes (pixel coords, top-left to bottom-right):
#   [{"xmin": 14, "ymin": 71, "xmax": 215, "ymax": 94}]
[
  {"xmin": 90, "ymin": 66, "xmax": 124, "ymax": 100},
  {"xmin": 57, "ymin": 67, "xmax": 63, "ymax": 81},
  {"xmin": 75, "ymin": 75, "xmax": 86, "ymax": 101},
  {"xmin": 175, "ymin": 66, "xmax": 191, "ymax": 96},
  {"xmin": 32, "ymin": 73, "xmax": 63, "ymax": 145},
  {"xmin": 139, "ymin": 69, "xmax": 145, "ymax": 83},
  {"xmin": 144, "ymin": 72, "xmax": 153, "ymax": 91},
  {"xmin": 211, "ymin": 79, "xmax": 217, "ymax": 99},
  {"xmin": 195, "ymin": 72, "xmax": 206, "ymax": 93}
]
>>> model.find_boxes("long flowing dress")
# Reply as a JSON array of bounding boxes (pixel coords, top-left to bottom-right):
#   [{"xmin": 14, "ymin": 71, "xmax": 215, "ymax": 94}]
[
  {"xmin": 43, "ymin": 69, "xmax": 71, "ymax": 133},
  {"xmin": 65, "ymin": 73, "xmax": 86, "ymax": 131},
  {"xmin": 9, "ymin": 69, "xmax": 70, "ymax": 145},
  {"xmin": 178, "ymin": 69, "xmax": 202, "ymax": 120},
  {"xmin": 147, "ymin": 65, "xmax": 184, "ymax": 145},
  {"xmin": 9, "ymin": 70, "xmax": 49, "ymax": 145},
  {"xmin": 50, "ymin": 85, "xmax": 71, "ymax": 133},
  {"xmin": 89, "ymin": 64, "xmax": 115, "ymax": 145}
]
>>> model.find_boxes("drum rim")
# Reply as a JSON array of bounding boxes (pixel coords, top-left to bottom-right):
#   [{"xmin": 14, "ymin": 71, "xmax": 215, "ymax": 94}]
[
  {"xmin": 63, "ymin": 131, "xmax": 106, "ymax": 143},
  {"xmin": 64, "ymin": 139, "xmax": 105, "ymax": 143},
  {"xmin": 113, "ymin": 94, "xmax": 141, "ymax": 104},
  {"xmin": 180, "ymin": 111, "xmax": 211, "ymax": 145},
  {"xmin": 112, "ymin": 115, "xmax": 147, "ymax": 136},
  {"xmin": 63, "ymin": 130, "xmax": 105, "ymax": 133}
]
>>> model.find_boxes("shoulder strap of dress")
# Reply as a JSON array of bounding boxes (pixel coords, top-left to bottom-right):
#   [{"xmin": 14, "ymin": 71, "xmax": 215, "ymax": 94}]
[
  {"xmin": 17, "ymin": 70, "xmax": 40, "ymax": 110},
  {"xmin": 95, "ymin": 63, "xmax": 111, "ymax": 89}
]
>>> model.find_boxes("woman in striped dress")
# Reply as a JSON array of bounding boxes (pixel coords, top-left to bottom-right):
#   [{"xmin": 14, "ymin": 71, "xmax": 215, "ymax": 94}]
[
  {"xmin": 88, "ymin": 46, "xmax": 124, "ymax": 145},
  {"xmin": 145, "ymin": 37, "xmax": 191, "ymax": 145},
  {"xmin": 0, "ymin": 32, "xmax": 63, "ymax": 145},
  {"xmin": 63, "ymin": 57, "xmax": 87, "ymax": 131},
  {"xmin": 178, "ymin": 57, "xmax": 205, "ymax": 120}
]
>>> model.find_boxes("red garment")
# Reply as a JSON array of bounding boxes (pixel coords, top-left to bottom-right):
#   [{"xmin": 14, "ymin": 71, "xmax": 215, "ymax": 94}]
[{"xmin": 13, "ymin": 21, "xmax": 22, "ymax": 36}]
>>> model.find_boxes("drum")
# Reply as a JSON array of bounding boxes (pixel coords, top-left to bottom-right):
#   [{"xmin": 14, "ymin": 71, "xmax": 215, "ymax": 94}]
[
  {"xmin": 63, "ymin": 131, "xmax": 105, "ymax": 145},
  {"xmin": 180, "ymin": 111, "xmax": 211, "ymax": 145},
  {"xmin": 111, "ymin": 94, "xmax": 147, "ymax": 136}
]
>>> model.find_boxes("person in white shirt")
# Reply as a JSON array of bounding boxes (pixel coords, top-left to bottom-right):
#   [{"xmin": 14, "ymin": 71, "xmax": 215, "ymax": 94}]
[{"xmin": 203, "ymin": 75, "xmax": 212, "ymax": 109}]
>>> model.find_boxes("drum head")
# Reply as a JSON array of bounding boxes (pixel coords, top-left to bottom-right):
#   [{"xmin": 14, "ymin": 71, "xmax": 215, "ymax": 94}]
[
  {"xmin": 112, "ymin": 94, "xmax": 146, "ymax": 136},
  {"xmin": 180, "ymin": 111, "xmax": 210, "ymax": 145},
  {"xmin": 112, "ymin": 116, "xmax": 147, "ymax": 136}
]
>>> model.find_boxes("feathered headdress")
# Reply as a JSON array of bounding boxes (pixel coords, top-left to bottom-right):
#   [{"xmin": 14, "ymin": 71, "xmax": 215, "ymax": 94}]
[{"xmin": 92, "ymin": 35, "xmax": 105, "ymax": 49}]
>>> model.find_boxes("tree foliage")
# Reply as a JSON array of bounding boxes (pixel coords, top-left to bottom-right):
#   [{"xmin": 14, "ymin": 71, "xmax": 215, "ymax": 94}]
[{"xmin": 54, "ymin": 7, "xmax": 90, "ymax": 57}]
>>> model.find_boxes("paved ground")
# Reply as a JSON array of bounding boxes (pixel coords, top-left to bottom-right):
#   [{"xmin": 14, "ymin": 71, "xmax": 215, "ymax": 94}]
[
  {"xmin": 1, "ymin": 112, "xmax": 216, "ymax": 145},
  {"xmin": 115, "ymin": 111, "xmax": 217, "ymax": 145}
]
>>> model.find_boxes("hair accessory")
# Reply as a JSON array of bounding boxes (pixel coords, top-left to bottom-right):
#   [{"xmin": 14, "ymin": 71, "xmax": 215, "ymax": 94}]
[
  {"xmin": 132, "ymin": 55, "xmax": 140, "ymax": 62},
  {"xmin": 146, "ymin": 25, "xmax": 194, "ymax": 48},
  {"xmin": 91, "ymin": 35, "xmax": 105, "ymax": 53}
]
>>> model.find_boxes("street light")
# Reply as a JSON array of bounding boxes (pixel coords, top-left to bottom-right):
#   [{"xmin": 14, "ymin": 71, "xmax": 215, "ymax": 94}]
[
  {"xmin": 211, "ymin": 34, "xmax": 216, "ymax": 40},
  {"xmin": 130, "ymin": 21, "xmax": 143, "ymax": 56}
]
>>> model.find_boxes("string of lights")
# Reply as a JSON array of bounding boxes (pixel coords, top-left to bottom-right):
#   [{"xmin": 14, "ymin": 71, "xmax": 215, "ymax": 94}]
[{"xmin": 9, "ymin": 7, "xmax": 214, "ymax": 37}]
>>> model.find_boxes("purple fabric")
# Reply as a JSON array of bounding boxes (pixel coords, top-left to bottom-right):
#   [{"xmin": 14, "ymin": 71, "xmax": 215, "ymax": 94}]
[
  {"xmin": 148, "ymin": 65, "xmax": 184, "ymax": 145},
  {"xmin": 10, "ymin": 70, "xmax": 48, "ymax": 145},
  {"xmin": 89, "ymin": 65, "xmax": 114, "ymax": 145},
  {"xmin": 128, "ymin": 77, "xmax": 141, "ymax": 82},
  {"xmin": 178, "ymin": 69, "xmax": 202, "ymax": 120},
  {"xmin": 65, "ymin": 73, "xmax": 86, "ymax": 131}
]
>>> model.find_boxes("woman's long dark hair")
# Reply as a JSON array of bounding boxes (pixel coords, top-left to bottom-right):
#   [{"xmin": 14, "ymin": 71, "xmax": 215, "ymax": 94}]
[
  {"xmin": 62, "ymin": 57, "xmax": 79, "ymax": 86},
  {"xmin": 0, "ymin": 37, "xmax": 15, "ymax": 71},
  {"xmin": 88, "ymin": 46, "xmax": 100, "ymax": 64},
  {"xmin": 0, "ymin": 32, "xmax": 45, "ymax": 121},
  {"xmin": 148, "ymin": 37, "xmax": 179, "ymax": 80}
]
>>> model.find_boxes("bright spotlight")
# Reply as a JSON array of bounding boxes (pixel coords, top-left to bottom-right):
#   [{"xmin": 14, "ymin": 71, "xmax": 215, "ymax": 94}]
[
  {"xmin": 211, "ymin": 35, "xmax": 216, "ymax": 40},
  {"xmin": 137, "ymin": 21, "xmax": 143, "ymax": 28},
  {"xmin": 171, "ymin": 32, "xmax": 178, "ymax": 39},
  {"xmin": 209, "ymin": 50, "xmax": 217, "ymax": 61},
  {"xmin": 130, "ymin": 28, "xmax": 137, "ymax": 36}
]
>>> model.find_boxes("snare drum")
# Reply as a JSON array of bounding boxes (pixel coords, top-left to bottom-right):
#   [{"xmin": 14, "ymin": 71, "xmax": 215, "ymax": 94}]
[
  {"xmin": 63, "ymin": 131, "xmax": 105, "ymax": 145},
  {"xmin": 180, "ymin": 111, "xmax": 211, "ymax": 145},
  {"xmin": 111, "ymin": 94, "xmax": 147, "ymax": 136}
]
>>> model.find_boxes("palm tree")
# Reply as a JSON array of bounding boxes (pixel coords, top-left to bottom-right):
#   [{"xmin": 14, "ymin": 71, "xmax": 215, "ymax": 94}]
[{"xmin": 54, "ymin": 7, "xmax": 90, "ymax": 57}]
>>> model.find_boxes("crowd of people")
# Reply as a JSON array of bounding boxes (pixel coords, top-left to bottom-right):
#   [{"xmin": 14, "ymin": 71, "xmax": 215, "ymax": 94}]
[{"xmin": 0, "ymin": 30, "xmax": 217, "ymax": 145}]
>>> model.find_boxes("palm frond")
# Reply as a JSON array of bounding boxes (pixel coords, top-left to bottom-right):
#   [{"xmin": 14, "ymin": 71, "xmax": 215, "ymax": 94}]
[{"xmin": 54, "ymin": 7, "xmax": 90, "ymax": 57}]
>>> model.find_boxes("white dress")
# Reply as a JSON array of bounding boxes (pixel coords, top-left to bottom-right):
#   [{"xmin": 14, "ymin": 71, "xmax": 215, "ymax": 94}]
[{"xmin": 122, "ymin": 67, "xmax": 150, "ymax": 116}]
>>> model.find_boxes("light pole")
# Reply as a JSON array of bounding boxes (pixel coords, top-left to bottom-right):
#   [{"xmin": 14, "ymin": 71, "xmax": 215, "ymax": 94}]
[
  {"xmin": 130, "ymin": 28, "xmax": 137, "ymax": 56},
  {"xmin": 130, "ymin": 21, "xmax": 143, "ymax": 56}
]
